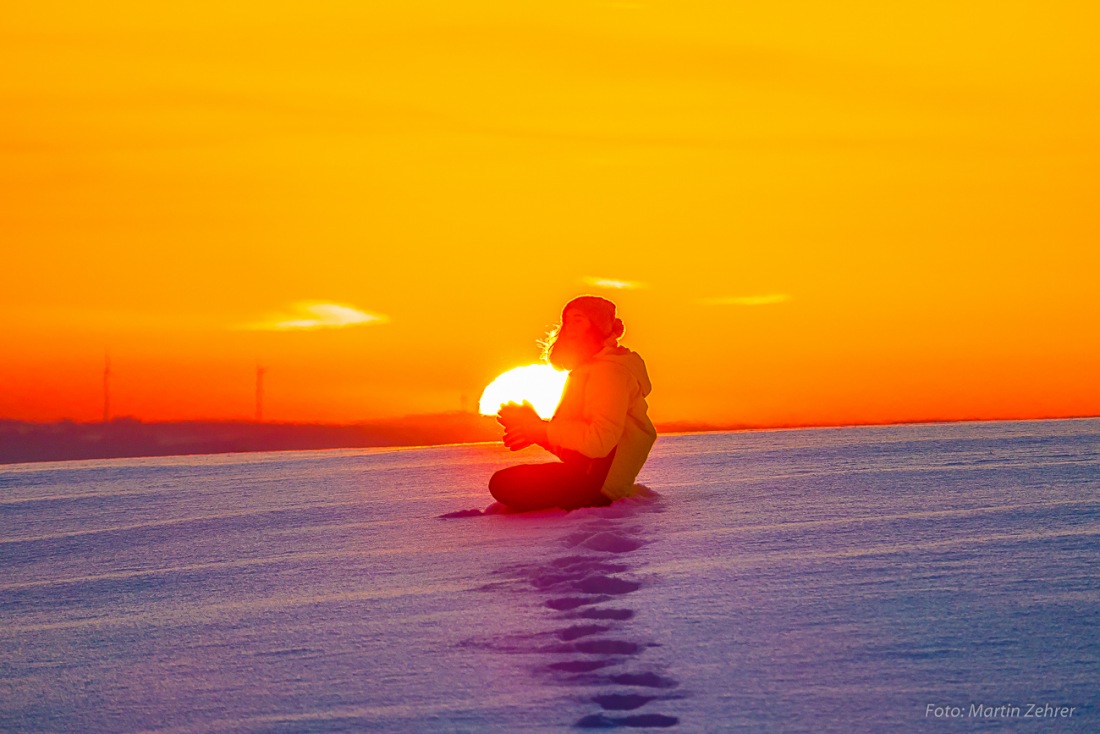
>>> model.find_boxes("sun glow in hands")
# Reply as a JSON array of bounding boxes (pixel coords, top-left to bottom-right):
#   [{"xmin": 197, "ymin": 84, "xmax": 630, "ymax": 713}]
[
  {"xmin": 478, "ymin": 364, "xmax": 567, "ymax": 419},
  {"xmin": 480, "ymin": 364, "xmax": 565, "ymax": 452}
]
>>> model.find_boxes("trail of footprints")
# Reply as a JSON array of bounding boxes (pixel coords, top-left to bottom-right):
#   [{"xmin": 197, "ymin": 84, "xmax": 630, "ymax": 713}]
[{"xmin": 474, "ymin": 502, "xmax": 683, "ymax": 729}]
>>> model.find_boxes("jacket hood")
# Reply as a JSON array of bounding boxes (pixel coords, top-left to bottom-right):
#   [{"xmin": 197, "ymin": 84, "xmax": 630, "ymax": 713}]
[{"xmin": 592, "ymin": 346, "xmax": 653, "ymax": 397}]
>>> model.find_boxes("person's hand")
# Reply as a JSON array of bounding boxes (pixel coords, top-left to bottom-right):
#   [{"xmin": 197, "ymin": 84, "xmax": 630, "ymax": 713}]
[
  {"xmin": 503, "ymin": 427, "xmax": 535, "ymax": 451},
  {"xmin": 496, "ymin": 401, "xmax": 549, "ymax": 451},
  {"xmin": 497, "ymin": 400, "xmax": 539, "ymax": 430}
]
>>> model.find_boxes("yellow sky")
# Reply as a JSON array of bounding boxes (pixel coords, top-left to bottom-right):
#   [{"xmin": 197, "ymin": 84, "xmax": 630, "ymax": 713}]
[{"xmin": 3, "ymin": 1, "xmax": 1098, "ymax": 424}]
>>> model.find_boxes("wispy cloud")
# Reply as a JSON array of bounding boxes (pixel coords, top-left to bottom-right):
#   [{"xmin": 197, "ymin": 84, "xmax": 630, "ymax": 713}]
[
  {"xmin": 241, "ymin": 302, "xmax": 389, "ymax": 331},
  {"xmin": 583, "ymin": 276, "xmax": 646, "ymax": 290},
  {"xmin": 699, "ymin": 294, "xmax": 792, "ymax": 306}
]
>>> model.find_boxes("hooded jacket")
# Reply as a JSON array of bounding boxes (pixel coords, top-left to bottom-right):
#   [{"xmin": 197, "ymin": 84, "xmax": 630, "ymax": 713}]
[{"xmin": 545, "ymin": 345, "xmax": 657, "ymax": 501}]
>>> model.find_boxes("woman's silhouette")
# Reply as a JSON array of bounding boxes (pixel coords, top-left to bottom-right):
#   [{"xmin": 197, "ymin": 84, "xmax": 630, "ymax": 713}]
[{"xmin": 490, "ymin": 296, "xmax": 657, "ymax": 511}]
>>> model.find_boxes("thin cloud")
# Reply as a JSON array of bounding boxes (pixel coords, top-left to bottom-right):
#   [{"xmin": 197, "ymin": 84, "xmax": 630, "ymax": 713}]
[
  {"xmin": 241, "ymin": 302, "xmax": 389, "ymax": 331},
  {"xmin": 700, "ymin": 294, "xmax": 792, "ymax": 306},
  {"xmin": 583, "ymin": 276, "xmax": 647, "ymax": 290}
]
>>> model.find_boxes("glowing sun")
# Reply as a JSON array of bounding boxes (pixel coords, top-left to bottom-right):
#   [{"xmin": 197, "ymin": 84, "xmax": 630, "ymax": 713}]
[{"xmin": 479, "ymin": 364, "xmax": 568, "ymax": 419}]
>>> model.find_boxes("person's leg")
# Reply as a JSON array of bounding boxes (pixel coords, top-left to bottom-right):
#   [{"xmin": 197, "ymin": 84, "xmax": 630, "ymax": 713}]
[
  {"xmin": 489, "ymin": 448, "xmax": 617, "ymax": 512},
  {"xmin": 558, "ymin": 447, "xmax": 616, "ymax": 510},
  {"xmin": 489, "ymin": 461, "xmax": 581, "ymax": 512}
]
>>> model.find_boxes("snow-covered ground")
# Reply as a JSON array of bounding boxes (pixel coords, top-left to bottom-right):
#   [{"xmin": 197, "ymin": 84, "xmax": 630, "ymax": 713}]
[{"xmin": 2, "ymin": 419, "xmax": 1098, "ymax": 732}]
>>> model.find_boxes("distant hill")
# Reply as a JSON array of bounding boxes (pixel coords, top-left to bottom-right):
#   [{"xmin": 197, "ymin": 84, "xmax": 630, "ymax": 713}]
[{"xmin": 5, "ymin": 414, "xmax": 1093, "ymax": 465}]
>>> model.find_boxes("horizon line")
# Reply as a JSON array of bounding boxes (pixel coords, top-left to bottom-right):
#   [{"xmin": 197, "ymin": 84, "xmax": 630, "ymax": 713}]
[{"xmin": 3, "ymin": 412, "xmax": 1097, "ymax": 432}]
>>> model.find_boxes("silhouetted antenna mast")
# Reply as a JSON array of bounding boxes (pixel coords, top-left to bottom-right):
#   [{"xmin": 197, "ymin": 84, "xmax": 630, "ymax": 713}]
[
  {"xmin": 255, "ymin": 364, "xmax": 267, "ymax": 422},
  {"xmin": 102, "ymin": 351, "xmax": 111, "ymax": 423}
]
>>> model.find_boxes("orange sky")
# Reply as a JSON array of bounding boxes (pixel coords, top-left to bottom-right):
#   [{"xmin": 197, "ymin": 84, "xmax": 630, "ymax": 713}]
[{"xmin": 3, "ymin": 1, "xmax": 1098, "ymax": 426}]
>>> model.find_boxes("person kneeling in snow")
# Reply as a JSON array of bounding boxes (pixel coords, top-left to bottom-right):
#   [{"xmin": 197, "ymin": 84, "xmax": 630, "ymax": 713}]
[{"xmin": 490, "ymin": 296, "xmax": 657, "ymax": 512}]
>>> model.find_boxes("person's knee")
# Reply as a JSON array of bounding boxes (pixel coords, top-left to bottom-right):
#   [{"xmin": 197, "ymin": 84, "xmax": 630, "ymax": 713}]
[{"xmin": 488, "ymin": 467, "xmax": 514, "ymax": 503}]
